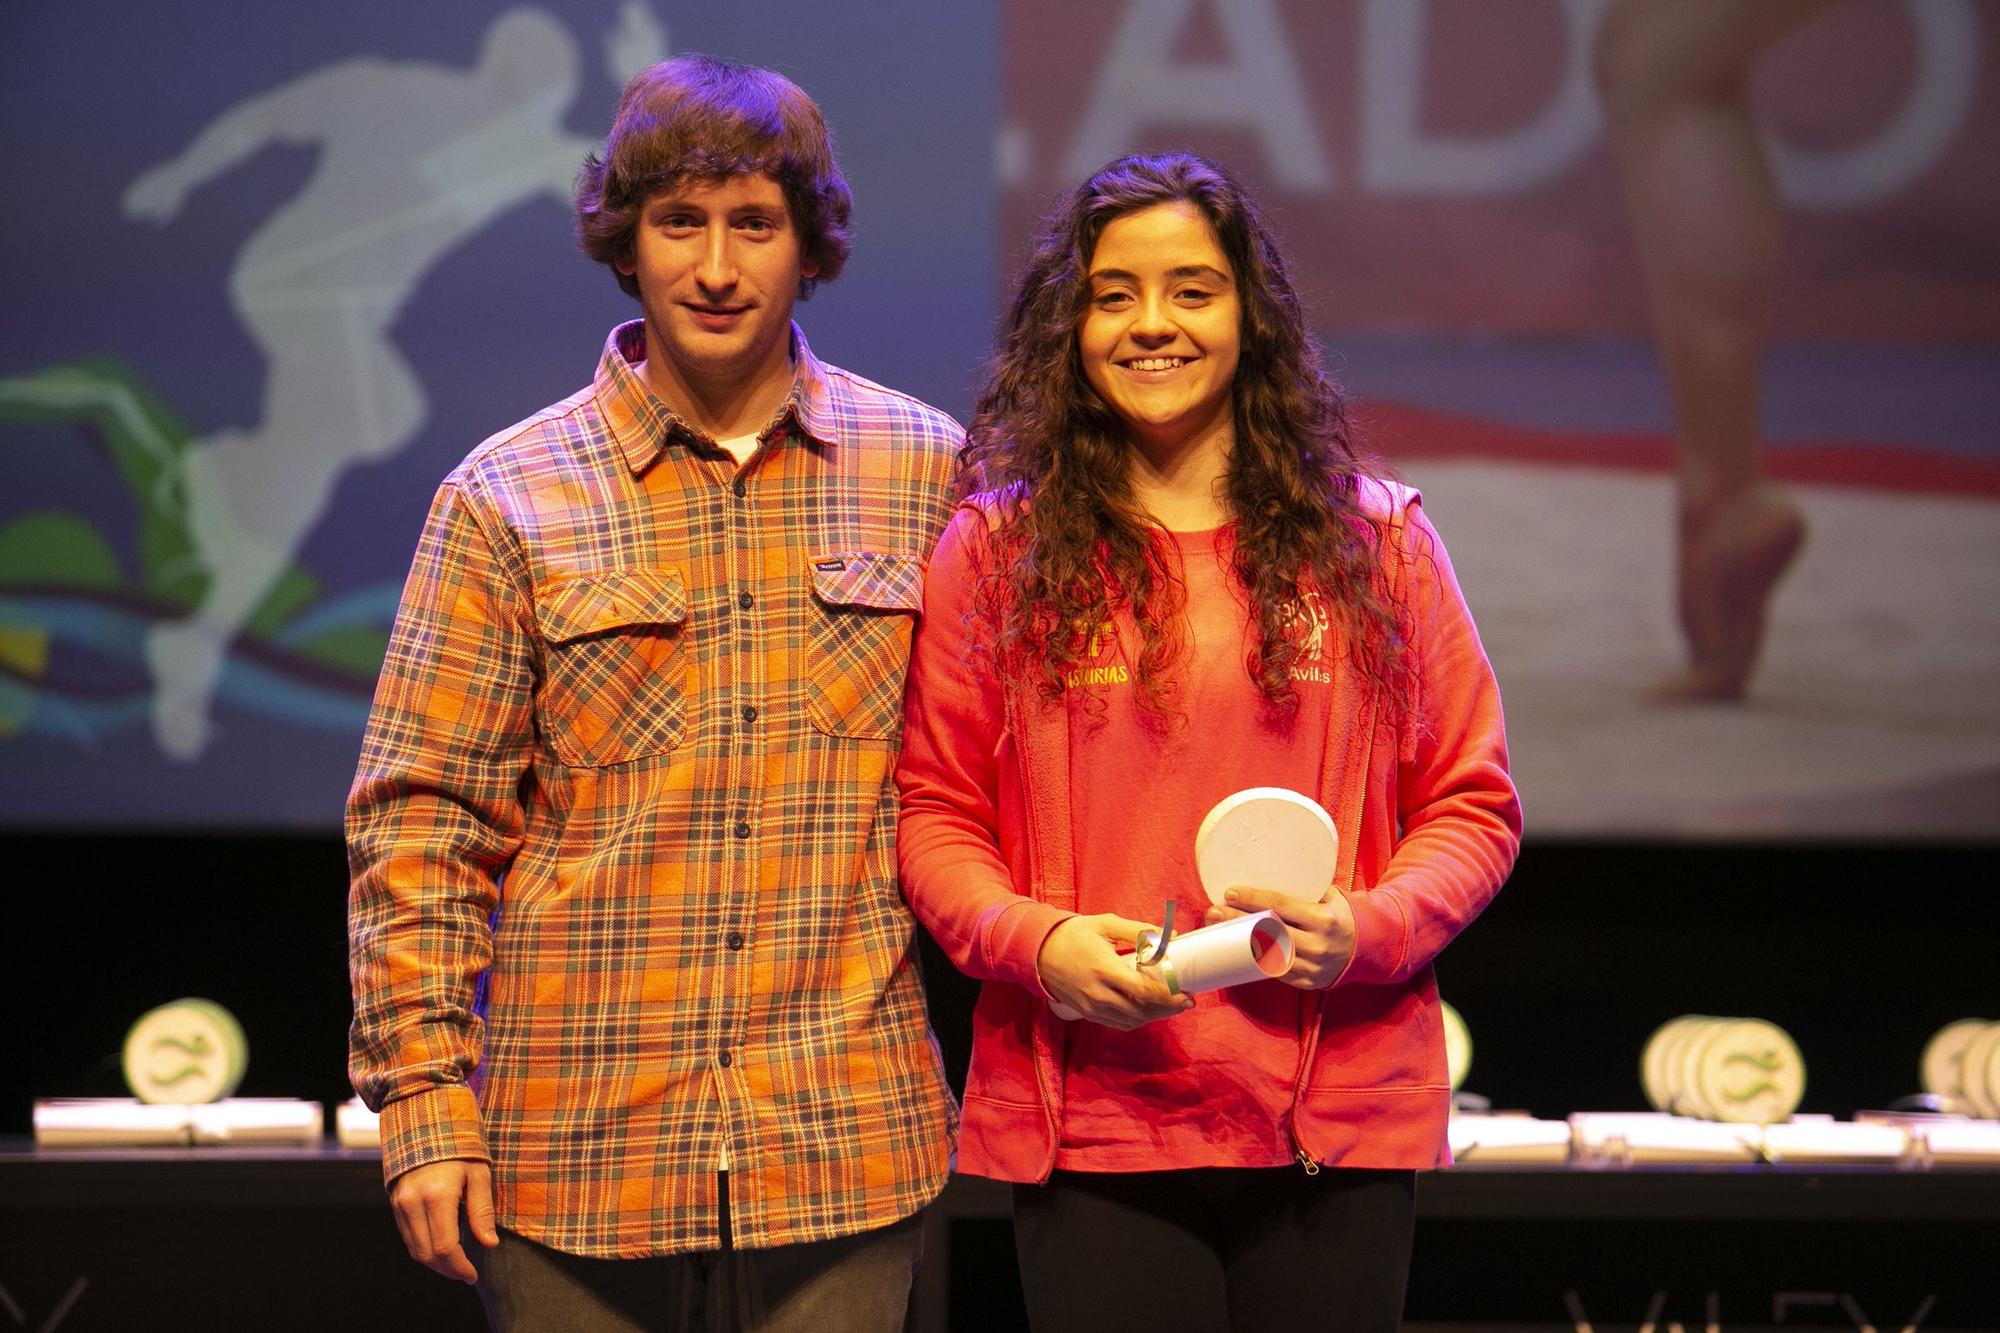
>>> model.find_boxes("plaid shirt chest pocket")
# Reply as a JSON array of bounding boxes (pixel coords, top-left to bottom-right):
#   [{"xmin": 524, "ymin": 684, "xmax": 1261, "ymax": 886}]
[
  {"xmin": 533, "ymin": 567, "xmax": 691, "ymax": 766},
  {"xmin": 805, "ymin": 552, "xmax": 924, "ymax": 740}
]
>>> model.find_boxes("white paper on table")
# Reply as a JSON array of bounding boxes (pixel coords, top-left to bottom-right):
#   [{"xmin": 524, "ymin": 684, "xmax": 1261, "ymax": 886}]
[
  {"xmin": 189, "ymin": 1098, "xmax": 324, "ymax": 1145},
  {"xmin": 1447, "ymin": 1114, "xmax": 1572, "ymax": 1164},
  {"xmin": 336, "ymin": 1097, "xmax": 383, "ymax": 1149},
  {"xmin": 33, "ymin": 1098, "xmax": 192, "ymax": 1147},
  {"xmin": 1568, "ymin": 1111, "xmax": 1762, "ymax": 1164},
  {"xmin": 1759, "ymin": 1117, "xmax": 1908, "ymax": 1164},
  {"xmin": 1913, "ymin": 1117, "xmax": 2000, "ymax": 1164},
  {"xmin": 32, "ymin": 1097, "xmax": 325, "ymax": 1148}
]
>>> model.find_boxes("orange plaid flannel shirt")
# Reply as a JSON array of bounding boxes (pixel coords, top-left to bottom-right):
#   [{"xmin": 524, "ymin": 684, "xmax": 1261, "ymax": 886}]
[{"xmin": 348, "ymin": 322, "xmax": 961, "ymax": 1257}]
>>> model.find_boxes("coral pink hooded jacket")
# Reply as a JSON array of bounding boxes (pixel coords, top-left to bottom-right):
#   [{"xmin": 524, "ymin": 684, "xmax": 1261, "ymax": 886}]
[{"xmin": 897, "ymin": 479, "xmax": 1522, "ymax": 1182}]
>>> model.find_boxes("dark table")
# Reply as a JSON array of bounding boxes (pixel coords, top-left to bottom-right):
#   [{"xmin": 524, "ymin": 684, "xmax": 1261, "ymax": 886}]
[{"xmin": 3, "ymin": 1139, "xmax": 1995, "ymax": 1331}]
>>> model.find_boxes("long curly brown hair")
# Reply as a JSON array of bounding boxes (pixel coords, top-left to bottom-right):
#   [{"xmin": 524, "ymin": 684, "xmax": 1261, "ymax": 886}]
[{"xmin": 962, "ymin": 152, "xmax": 1413, "ymax": 721}]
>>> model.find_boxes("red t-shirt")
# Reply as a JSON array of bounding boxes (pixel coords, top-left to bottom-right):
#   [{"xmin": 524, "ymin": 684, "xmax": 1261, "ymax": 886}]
[{"xmin": 1059, "ymin": 526, "xmax": 1344, "ymax": 1171}]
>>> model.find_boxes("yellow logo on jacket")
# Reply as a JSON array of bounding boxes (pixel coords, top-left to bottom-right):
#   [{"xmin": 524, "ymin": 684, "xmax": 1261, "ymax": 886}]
[
  {"xmin": 1284, "ymin": 589, "xmax": 1334, "ymax": 685},
  {"xmin": 1063, "ymin": 617, "xmax": 1129, "ymax": 689}
]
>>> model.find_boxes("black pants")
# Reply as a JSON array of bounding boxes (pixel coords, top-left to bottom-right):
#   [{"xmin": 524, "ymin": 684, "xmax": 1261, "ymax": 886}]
[
  {"xmin": 472, "ymin": 1179, "xmax": 923, "ymax": 1333},
  {"xmin": 1012, "ymin": 1166, "xmax": 1415, "ymax": 1333}
]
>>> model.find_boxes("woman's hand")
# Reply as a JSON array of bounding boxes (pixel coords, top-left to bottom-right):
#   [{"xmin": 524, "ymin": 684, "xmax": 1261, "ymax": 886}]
[
  {"xmin": 1037, "ymin": 914, "xmax": 1192, "ymax": 1029},
  {"xmin": 1206, "ymin": 887, "xmax": 1356, "ymax": 990}
]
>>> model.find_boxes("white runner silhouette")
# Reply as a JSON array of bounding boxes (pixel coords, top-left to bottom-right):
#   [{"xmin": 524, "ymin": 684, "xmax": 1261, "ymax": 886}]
[{"xmin": 122, "ymin": 4, "xmax": 664, "ymax": 758}]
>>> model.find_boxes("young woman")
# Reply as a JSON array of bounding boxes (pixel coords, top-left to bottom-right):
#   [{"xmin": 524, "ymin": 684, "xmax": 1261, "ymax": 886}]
[{"xmin": 897, "ymin": 152, "xmax": 1521, "ymax": 1332}]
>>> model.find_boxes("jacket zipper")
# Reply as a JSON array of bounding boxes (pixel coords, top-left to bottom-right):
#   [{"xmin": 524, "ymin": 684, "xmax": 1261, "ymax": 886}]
[
  {"xmin": 1290, "ymin": 499, "xmax": 1417, "ymax": 1174},
  {"xmin": 1289, "ymin": 669, "xmax": 1383, "ymax": 1176},
  {"xmin": 1008, "ymin": 682, "xmax": 1069, "ymax": 1183}
]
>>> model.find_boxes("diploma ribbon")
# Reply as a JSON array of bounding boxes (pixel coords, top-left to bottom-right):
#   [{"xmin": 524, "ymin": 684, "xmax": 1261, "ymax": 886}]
[{"xmin": 1133, "ymin": 900, "xmax": 1180, "ymax": 997}]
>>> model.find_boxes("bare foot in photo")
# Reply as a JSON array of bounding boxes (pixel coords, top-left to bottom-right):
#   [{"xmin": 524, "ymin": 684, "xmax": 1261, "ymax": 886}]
[{"xmin": 1651, "ymin": 486, "xmax": 1806, "ymax": 702}]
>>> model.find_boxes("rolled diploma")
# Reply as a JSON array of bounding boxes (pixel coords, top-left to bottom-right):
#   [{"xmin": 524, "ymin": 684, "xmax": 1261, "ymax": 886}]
[{"xmin": 1143, "ymin": 910, "xmax": 1294, "ymax": 996}]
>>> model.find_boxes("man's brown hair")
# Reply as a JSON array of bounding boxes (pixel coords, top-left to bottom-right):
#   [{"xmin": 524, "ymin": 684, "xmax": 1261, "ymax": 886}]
[{"xmin": 575, "ymin": 55, "xmax": 852, "ymax": 299}]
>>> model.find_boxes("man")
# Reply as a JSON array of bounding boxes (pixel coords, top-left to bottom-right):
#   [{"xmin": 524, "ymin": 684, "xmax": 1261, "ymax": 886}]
[{"xmin": 348, "ymin": 55, "xmax": 961, "ymax": 1330}]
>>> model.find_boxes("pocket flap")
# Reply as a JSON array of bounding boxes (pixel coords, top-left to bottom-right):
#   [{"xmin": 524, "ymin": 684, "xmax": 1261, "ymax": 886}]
[
  {"xmin": 536, "ymin": 567, "xmax": 688, "ymax": 644},
  {"xmin": 808, "ymin": 552, "xmax": 923, "ymax": 613}
]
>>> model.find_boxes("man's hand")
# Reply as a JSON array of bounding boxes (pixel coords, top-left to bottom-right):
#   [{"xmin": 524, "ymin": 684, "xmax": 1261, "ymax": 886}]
[
  {"xmin": 1206, "ymin": 886, "xmax": 1356, "ymax": 990},
  {"xmin": 388, "ymin": 1159, "xmax": 498, "ymax": 1283},
  {"xmin": 1037, "ymin": 914, "xmax": 1191, "ymax": 1029}
]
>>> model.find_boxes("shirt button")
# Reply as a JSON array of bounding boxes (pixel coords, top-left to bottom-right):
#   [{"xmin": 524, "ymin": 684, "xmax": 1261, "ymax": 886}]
[
  {"xmin": 732, "ymin": 478, "xmax": 747, "ymax": 498},
  {"xmin": 734, "ymin": 820, "xmax": 751, "ymax": 839},
  {"xmin": 737, "ymin": 591, "xmax": 753, "ymax": 611},
  {"xmin": 726, "ymin": 931, "xmax": 745, "ymax": 951},
  {"xmin": 741, "ymin": 705, "xmax": 758, "ymax": 724},
  {"xmin": 718, "ymin": 1049, "xmax": 734, "ymax": 1067}
]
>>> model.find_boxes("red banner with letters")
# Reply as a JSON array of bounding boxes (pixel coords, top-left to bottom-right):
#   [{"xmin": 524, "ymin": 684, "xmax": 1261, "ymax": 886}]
[{"xmin": 1000, "ymin": 0, "xmax": 2000, "ymax": 341}]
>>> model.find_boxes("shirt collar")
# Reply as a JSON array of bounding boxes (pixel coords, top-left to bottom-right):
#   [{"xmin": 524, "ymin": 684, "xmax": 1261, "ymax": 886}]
[{"xmin": 596, "ymin": 320, "xmax": 840, "ymax": 475}]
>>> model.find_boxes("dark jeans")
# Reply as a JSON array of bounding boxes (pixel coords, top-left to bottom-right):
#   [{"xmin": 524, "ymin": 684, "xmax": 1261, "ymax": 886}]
[
  {"xmin": 1012, "ymin": 1165, "xmax": 1415, "ymax": 1333},
  {"xmin": 472, "ymin": 1198, "xmax": 923, "ymax": 1333}
]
